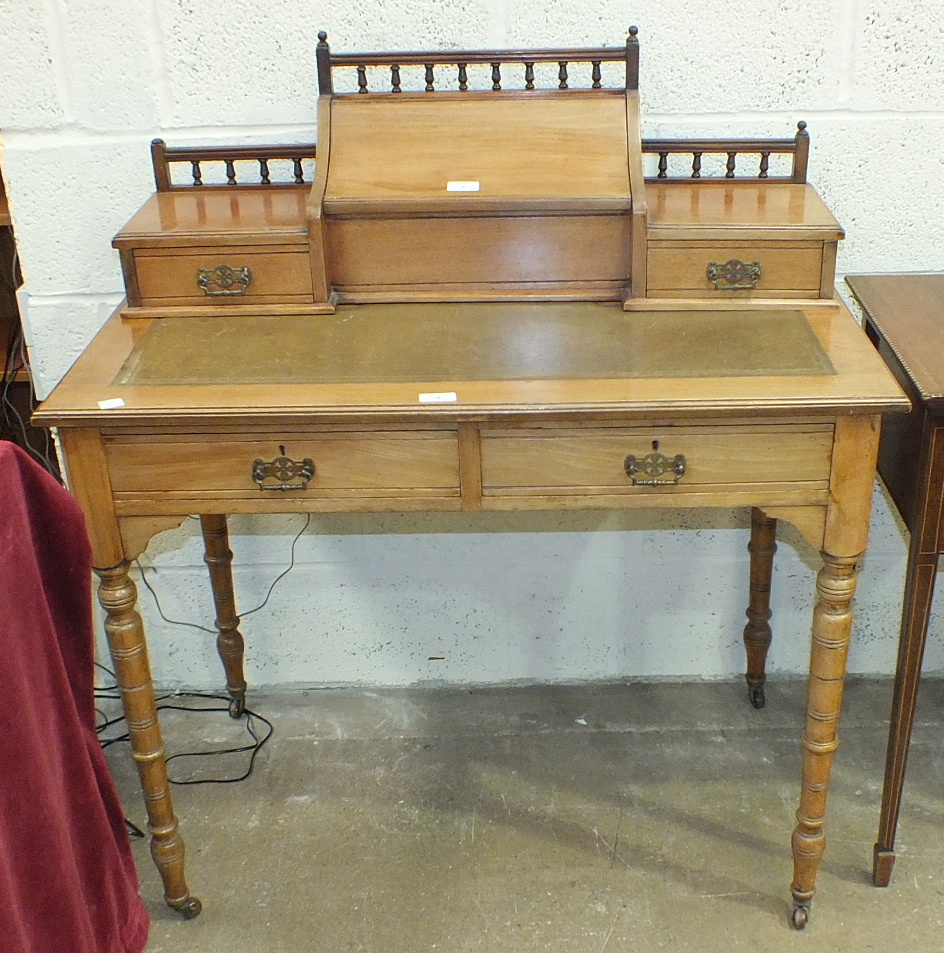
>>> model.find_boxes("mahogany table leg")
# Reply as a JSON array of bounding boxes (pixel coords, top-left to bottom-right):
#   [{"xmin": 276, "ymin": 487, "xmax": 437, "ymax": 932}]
[
  {"xmin": 199, "ymin": 515, "xmax": 248, "ymax": 718},
  {"xmin": 743, "ymin": 508, "xmax": 777, "ymax": 709},
  {"xmin": 96, "ymin": 562, "xmax": 201, "ymax": 919},
  {"xmin": 873, "ymin": 543, "xmax": 938, "ymax": 886},
  {"xmin": 789, "ymin": 551, "xmax": 859, "ymax": 929}
]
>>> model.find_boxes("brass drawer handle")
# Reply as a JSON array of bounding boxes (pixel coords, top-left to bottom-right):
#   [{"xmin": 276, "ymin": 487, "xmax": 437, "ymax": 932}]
[
  {"xmin": 252, "ymin": 451, "xmax": 315, "ymax": 491},
  {"xmin": 624, "ymin": 449, "xmax": 686, "ymax": 486},
  {"xmin": 707, "ymin": 259, "xmax": 761, "ymax": 291},
  {"xmin": 197, "ymin": 265, "xmax": 253, "ymax": 296}
]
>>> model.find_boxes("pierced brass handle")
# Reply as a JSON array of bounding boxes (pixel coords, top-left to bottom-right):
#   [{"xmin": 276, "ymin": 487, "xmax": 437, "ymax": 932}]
[
  {"xmin": 624, "ymin": 449, "xmax": 686, "ymax": 486},
  {"xmin": 252, "ymin": 451, "xmax": 314, "ymax": 491},
  {"xmin": 197, "ymin": 265, "xmax": 252, "ymax": 296},
  {"xmin": 707, "ymin": 259, "xmax": 761, "ymax": 291}
]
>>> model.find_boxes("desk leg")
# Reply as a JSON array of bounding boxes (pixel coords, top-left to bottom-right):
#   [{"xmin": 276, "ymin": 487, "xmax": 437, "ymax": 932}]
[
  {"xmin": 873, "ymin": 542, "xmax": 938, "ymax": 886},
  {"xmin": 97, "ymin": 562, "xmax": 201, "ymax": 918},
  {"xmin": 743, "ymin": 508, "xmax": 777, "ymax": 709},
  {"xmin": 789, "ymin": 551, "xmax": 858, "ymax": 929},
  {"xmin": 200, "ymin": 515, "xmax": 247, "ymax": 718}
]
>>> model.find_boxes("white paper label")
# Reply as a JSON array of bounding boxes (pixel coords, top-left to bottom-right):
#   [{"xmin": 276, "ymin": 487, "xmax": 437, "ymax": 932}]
[
  {"xmin": 418, "ymin": 391, "xmax": 458, "ymax": 403},
  {"xmin": 446, "ymin": 181, "xmax": 480, "ymax": 192},
  {"xmin": 97, "ymin": 397, "xmax": 126, "ymax": 409}
]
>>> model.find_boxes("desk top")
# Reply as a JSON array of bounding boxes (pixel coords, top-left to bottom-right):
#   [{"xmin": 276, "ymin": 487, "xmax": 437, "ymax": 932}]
[
  {"xmin": 36, "ymin": 301, "xmax": 907, "ymax": 428},
  {"xmin": 847, "ymin": 274, "xmax": 944, "ymax": 408}
]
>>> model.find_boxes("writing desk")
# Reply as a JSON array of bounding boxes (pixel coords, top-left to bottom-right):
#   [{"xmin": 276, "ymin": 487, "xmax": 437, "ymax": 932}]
[
  {"xmin": 846, "ymin": 274, "xmax": 944, "ymax": 886},
  {"xmin": 35, "ymin": 298, "xmax": 906, "ymax": 927}
]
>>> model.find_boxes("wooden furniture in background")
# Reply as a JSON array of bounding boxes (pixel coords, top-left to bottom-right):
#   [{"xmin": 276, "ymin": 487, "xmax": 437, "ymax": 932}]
[
  {"xmin": 0, "ymin": 168, "xmax": 57, "ymax": 476},
  {"xmin": 0, "ymin": 174, "xmax": 10, "ymax": 224},
  {"xmin": 846, "ymin": 274, "xmax": 944, "ymax": 887},
  {"xmin": 0, "ymin": 172, "xmax": 25, "ymax": 382},
  {"xmin": 35, "ymin": 31, "xmax": 909, "ymax": 930}
]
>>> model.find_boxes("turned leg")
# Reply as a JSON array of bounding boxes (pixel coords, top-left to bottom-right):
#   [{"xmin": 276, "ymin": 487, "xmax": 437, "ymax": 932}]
[
  {"xmin": 743, "ymin": 508, "xmax": 777, "ymax": 709},
  {"xmin": 873, "ymin": 545, "xmax": 938, "ymax": 886},
  {"xmin": 200, "ymin": 515, "xmax": 247, "ymax": 718},
  {"xmin": 789, "ymin": 551, "xmax": 859, "ymax": 929},
  {"xmin": 97, "ymin": 562, "xmax": 201, "ymax": 918}
]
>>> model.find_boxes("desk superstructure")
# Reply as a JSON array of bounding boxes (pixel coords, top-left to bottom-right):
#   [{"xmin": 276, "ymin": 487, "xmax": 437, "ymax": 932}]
[{"xmin": 35, "ymin": 30, "xmax": 907, "ymax": 929}]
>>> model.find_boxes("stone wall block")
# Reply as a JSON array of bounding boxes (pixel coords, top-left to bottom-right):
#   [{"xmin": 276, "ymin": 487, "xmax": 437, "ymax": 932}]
[
  {"xmin": 22, "ymin": 296, "xmax": 123, "ymax": 397},
  {"xmin": 805, "ymin": 119, "xmax": 944, "ymax": 275},
  {"xmin": 854, "ymin": 6, "xmax": 944, "ymax": 110},
  {"xmin": 61, "ymin": 0, "xmax": 161, "ymax": 130},
  {"xmin": 0, "ymin": 0, "xmax": 66, "ymax": 129},
  {"xmin": 2, "ymin": 138, "xmax": 155, "ymax": 297},
  {"xmin": 508, "ymin": 0, "xmax": 846, "ymax": 111},
  {"xmin": 156, "ymin": 0, "xmax": 499, "ymax": 124}
]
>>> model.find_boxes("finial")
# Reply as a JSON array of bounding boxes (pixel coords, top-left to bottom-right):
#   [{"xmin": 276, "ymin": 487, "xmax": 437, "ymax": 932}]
[
  {"xmin": 797, "ymin": 120, "xmax": 808, "ymax": 132},
  {"xmin": 316, "ymin": 30, "xmax": 333, "ymax": 93},
  {"xmin": 628, "ymin": 25, "xmax": 639, "ymax": 38}
]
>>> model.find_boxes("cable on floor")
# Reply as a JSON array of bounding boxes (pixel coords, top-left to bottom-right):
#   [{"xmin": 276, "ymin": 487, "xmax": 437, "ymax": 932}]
[
  {"xmin": 94, "ymin": 514, "xmax": 311, "ymax": 786},
  {"xmin": 95, "ymin": 673, "xmax": 274, "ymax": 785}
]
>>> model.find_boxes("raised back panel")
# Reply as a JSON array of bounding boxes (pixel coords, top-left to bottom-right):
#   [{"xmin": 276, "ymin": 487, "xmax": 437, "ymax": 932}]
[{"xmin": 324, "ymin": 95, "xmax": 631, "ymax": 215}]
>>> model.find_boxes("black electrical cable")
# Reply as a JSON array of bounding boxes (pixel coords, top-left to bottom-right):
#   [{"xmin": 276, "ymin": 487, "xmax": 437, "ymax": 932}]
[
  {"xmin": 94, "ymin": 515, "xmax": 310, "ymax": 785},
  {"xmin": 135, "ymin": 513, "xmax": 311, "ymax": 631},
  {"xmin": 158, "ymin": 695, "xmax": 274, "ymax": 785},
  {"xmin": 95, "ymin": 690, "xmax": 274, "ymax": 784},
  {"xmin": 135, "ymin": 563, "xmax": 215, "ymax": 633}
]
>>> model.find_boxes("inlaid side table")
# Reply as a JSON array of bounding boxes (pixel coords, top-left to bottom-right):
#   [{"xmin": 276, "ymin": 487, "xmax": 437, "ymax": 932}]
[{"xmin": 847, "ymin": 273, "xmax": 944, "ymax": 886}]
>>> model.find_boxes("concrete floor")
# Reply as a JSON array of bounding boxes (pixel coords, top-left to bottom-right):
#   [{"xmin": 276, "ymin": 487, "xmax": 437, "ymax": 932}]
[{"xmin": 106, "ymin": 678, "xmax": 944, "ymax": 952}]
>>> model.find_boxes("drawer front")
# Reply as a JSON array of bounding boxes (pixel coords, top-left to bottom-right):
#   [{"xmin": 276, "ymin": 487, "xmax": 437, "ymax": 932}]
[
  {"xmin": 480, "ymin": 426, "xmax": 833, "ymax": 494},
  {"xmin": 647, "ymin": 242, "xmax": 824, "ymax": 296},
  {"xmin": 134, "ymin": 246, "xmax": 313, "ymax": 306},
  {"xmin": 105, "ymin": 431, "xmax": 460, "ymax": 498},
  {"xmin": 328, "ymin": 215, "xmax": 632, "ymax": 287}
]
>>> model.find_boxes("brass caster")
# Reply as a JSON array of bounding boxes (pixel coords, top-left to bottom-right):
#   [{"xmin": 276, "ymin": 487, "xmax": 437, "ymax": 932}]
[
  {"xmin": 228, "ymin": 695, "xmax": 246, "ymax": 719},
  {"xmin": 790, "ymin": 902, "xmax": 810, "ymax": 930},
  {"xmin": 169, "ymin": 895, "xmax": 203, "ymax": 919},
  {"xmin": 748, "ymin": 685, "xmax": 766, "ymax": 709}
]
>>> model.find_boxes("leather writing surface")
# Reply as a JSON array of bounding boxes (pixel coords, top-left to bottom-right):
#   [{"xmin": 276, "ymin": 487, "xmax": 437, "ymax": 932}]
[{"xmin": 114, "ymin": 303, "xmax": 834, "ymax": 387}]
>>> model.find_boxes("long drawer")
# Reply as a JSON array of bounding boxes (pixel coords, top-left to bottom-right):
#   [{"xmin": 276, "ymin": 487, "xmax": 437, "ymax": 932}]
[
  {"xmin": 480, "ymin": 425, "xmax": 834, "ymax": 496},
  {"xmin": 647, "ymin": 241, "xmax": 827, "ymax": 298},
  {"xmin": 132, "ymin": 245, "xmax": 314, "ymax": 307},
  {"xmin": 104, "ymin": 431, "xmax": 461, "ymax": 501}
]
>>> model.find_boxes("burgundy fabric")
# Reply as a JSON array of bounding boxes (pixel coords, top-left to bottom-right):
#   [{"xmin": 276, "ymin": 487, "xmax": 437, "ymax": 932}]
[{"xmin": 0, "ymin": 443, "xmax": 149, "ymax": 953}]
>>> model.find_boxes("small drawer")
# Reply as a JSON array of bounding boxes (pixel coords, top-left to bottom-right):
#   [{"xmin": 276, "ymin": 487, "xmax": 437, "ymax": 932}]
[
  {"xmin": 105, "ymin": 431, "xmax": 460, "ymax": 499},
  {"xmin": 480, "ymin": 426, "xmax": 833, "ymax": 495},
  {"xmin": 133, "ymin": 246, "xmax": 313, "ymax": 307},
  {"xmin": 647, "ymin": 241, "xmax": 825, "ymax": 297}
]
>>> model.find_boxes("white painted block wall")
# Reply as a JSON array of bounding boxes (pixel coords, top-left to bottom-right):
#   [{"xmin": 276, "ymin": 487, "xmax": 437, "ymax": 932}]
[{"xmin": 2, "ymin": 2, "xmax": 943, "ymax": 689}]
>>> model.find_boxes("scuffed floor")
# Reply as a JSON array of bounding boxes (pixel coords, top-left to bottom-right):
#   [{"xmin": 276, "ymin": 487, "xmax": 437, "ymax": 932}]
[{"xmin": 106, "ymin": 678, "xmax": 944, "ymax": 951}]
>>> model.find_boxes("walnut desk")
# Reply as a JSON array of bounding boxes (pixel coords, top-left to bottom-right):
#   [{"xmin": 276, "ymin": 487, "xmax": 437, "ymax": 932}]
[
  {"xmin": 35, "ymin": 298, "xmax": 906, "ymax": 928},
  {"xmin": 846, "ymin": 274, "xmax": 944, "ymax": 886}
]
